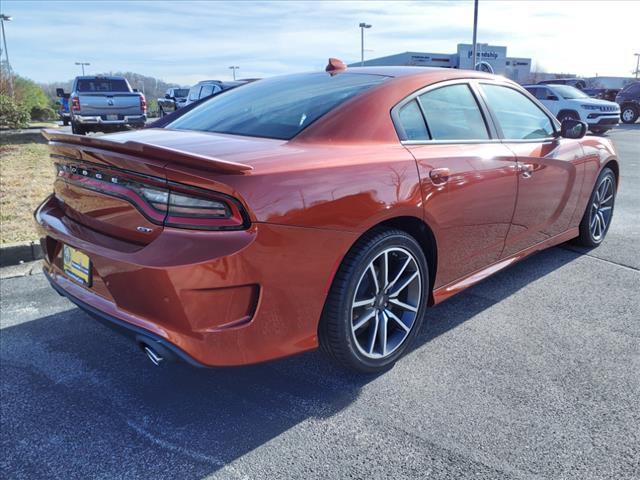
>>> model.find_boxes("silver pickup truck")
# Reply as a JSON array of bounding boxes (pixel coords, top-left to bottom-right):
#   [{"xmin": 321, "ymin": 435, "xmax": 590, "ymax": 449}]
[{"xmin": 69, "ymin": 76, "xmax": 146, "ymax": 135}]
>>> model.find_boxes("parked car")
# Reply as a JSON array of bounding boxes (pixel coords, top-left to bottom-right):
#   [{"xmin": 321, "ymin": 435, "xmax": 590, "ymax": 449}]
[
  {"xmin": 537, "ymin": 78, "xmax": 587, "ymax": 90},
  {"xmin": 157, "ymin": 87, "xmax": 189, "ymax": 117},
  {"xmin": 524, "ymin": 84, "xmax": 620, "ymax": 134},
  {"xmin": 38, "ymin": 65, "xmax": 618, "ymax": 372},
  {"xmin": 68, "ymin": 75, "xmax": 147, "ymax": 135},
  {"xmin": 55, "ymin": 88, "xmax": 70, "ymax": 126},
  {"xmin": 183, "ymin": 80, "xmax": 248, "ymax": 106},
  {"xmin": 582, "ymin": 88, "xmax": 620, "ymax": 102},
  {"xmin": 615, "ymin": 81, "xmax": 640, "ymax": 124}
]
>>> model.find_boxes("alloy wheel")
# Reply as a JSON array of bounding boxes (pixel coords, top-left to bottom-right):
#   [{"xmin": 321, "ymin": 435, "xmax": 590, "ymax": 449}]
[
  {"xmin": 350, "ymin": 247, "xmax": 422, "ymax": 359},
  {"xmin": 622, "ymin": 108, "xmax": 636, "ymax": 123},
  {"xmin": 589, "ymin": 175, "xmax": 614, "ymax": 242}
]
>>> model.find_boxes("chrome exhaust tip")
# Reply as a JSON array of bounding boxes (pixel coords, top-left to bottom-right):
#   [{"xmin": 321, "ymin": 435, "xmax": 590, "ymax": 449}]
[{"xmin": 143, "ymin": 344, "xmax": 164, "ymax": 366}]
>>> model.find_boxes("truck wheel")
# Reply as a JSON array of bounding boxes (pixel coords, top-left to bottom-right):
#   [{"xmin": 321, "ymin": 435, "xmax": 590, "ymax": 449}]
[
  {"xmin": 71, "ymin": 122, "xmax": 85, "ymax": 135},
  {"xmin": 62, "ymin": 118, "xmax": 70, "ymax": 126},
  {"xmin": 621, "ymin": 106, "xmax": 638, "ymax": 124},
  {"xmin": 159, "ymin": 107, "xmax": 165, "ymax": 117}
]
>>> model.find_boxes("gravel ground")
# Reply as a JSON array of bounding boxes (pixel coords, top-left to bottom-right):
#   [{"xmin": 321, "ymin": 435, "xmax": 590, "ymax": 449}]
[{"xmin": 1, "ymin": 126, "xmax": 639, "ymax": 480}]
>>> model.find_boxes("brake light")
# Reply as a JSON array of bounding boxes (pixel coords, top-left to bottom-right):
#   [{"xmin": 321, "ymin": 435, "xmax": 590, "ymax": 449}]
[
  {"xmin": 140, "ymin": 95, "xmax": 147, "ymax": 114},
  {"xmin": 55, "ymin": 162, "xmax": 248, "ymax": 230},
  {"xmin": 71, "ymin": 96, "xmax": 80, "ymax": 112}
]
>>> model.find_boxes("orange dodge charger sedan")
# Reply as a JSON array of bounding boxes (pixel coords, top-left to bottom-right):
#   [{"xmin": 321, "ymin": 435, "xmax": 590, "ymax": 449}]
[{"xmin": 36, "ymin": 65, "xmax": 619, "ymax": 372}]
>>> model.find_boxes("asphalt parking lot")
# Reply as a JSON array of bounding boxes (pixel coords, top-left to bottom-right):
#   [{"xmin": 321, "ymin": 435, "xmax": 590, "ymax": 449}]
[{"xmin": 1, "ymin": 125, "xmax": 639, "ymax": 480}]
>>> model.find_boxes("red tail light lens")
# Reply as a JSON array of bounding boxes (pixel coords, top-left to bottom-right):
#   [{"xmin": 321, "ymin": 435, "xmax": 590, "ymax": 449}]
[
  {"xmin": 140, "ymin": 95, "xmax": 147, "ymax": 114},
  {"xmin": 71, "ymin": 97, "xmax": 80, "ymax": 112},
  {"xmin": 55, "ymin": 162, "xmax": 248, "ymax": 230}
]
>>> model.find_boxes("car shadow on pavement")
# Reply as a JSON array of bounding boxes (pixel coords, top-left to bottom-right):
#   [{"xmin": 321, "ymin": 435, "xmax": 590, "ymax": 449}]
[{"xmin": 1, "ymin": 246, "xmax": 582, "ymax": 479}]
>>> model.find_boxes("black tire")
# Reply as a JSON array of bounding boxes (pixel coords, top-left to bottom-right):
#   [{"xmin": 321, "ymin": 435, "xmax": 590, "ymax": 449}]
[
  {"xmin": 62, "ymin": 118, "xmax": 69, "ymax": 126},
  {"xmin": 590, "ymin": 128, "xmax": 609, "ymax": 135},
  {"xmin": 557, "ymin": 111, "xmax": 579, "ymax": 122},
  {"xmin": 620, "ymin": 105, "xmax": 638, "ymax": 124},
  {"xmin": 159, "ymin": 107, "xmax": 165, "ymax": 117},
  {"xmin": 319, "ymin": 228, "xmax": 429, "ymax": 373},
  {"xmin": 71, "ymin": 122, "xmax": 85, "ymax": 135},
  {"xmin": 575, "ymin": 167, "xmax": 616, "ymax": 248}
]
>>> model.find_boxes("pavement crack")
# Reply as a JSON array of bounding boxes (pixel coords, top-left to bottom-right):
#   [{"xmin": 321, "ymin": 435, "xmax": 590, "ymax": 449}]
[{"xmin": 560, "ymin": 247, "xmax": 639, "ymax": 272}]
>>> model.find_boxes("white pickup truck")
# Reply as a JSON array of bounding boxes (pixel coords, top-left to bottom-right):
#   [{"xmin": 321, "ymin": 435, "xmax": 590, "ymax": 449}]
[{"xmin": 69, "ymin": 76, "xmax": 147, "ymax": 135}]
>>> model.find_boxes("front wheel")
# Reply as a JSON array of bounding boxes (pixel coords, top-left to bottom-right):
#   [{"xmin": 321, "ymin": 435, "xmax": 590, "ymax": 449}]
[
  {"xmin": 319, "ymin": 228, "xmax": 429, "ymax": 373},
  {"xmin": 575, "ymin": 168, "xmax": 616, "ymax": 247},
  {"xmin": 621, "ymin": 106, "xmax": 638, "ymax": 124},
  {"xmin": 62, "ymin": 118, "xmax": 69, "ymax": 126}
]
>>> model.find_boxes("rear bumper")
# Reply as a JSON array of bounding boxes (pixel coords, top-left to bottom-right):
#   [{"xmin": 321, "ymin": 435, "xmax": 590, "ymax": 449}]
[
  {"xmin": 35, "ymin": 194, "xmax": 356, "ymax": 367},
  {"xmin": 44, "ymin": 269, "xmax": 205, "ymax": 367},
  {"xmin": 72, "ymin": 114, "xmax": 146, "ymax": 126}
]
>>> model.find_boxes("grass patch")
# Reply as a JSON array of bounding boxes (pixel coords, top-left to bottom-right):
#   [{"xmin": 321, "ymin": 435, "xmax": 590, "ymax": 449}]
[{"xmin": 0, "ymin": 137, "xmax": 54, "ymax": 244}]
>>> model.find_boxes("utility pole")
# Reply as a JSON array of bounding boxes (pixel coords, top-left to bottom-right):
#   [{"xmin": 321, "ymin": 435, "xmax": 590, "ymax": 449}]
[
  {"xmin": 0, "ymin": 14, "xmax": 14, "ymax": 97},
  {"xmin": 471, "ymin": 0, "xmax": 478, "ymax": 70},
  {"xmin": 75, "ymin": 62, "xmax": 90, "ymax": 75},
  {"xmin": 229, "ymin": 66, "xmax": 239, "ymax": 80},
  {"xmin": 359, "ymin": 23, "xmax": 372, "ymax": 66},
  {"xmin": 634, "ymin": 53, "xmax": 640, "ymax": 79}
]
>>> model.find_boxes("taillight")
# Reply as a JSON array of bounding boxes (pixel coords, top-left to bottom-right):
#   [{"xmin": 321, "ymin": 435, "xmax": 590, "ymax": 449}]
[
  {"xmin": 55, "ymin": 162, "xmax": 248, "ymax": 230},
  {"xmin": 71, "ymin": 97, "xmax": 80, "ymax": 112},
  {"xmin": 140, "ymin": 95, "xmax": 147, "ymax": 114}
]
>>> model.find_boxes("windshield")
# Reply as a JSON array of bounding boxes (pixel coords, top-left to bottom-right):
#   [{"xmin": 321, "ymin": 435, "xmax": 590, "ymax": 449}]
[
  {"xmin": 76, "ymin": 78, "xmax": 130, "ymax": 92},
  {"xmin": 552, "ymin": 85, "xmax": 589, "ymax": 99},
  {"xmin": 174, "ymin": 89, "xmax": 189, "ymax": 97},
  {"xmin": 167, "ymin": 72, "xmax": 388, "ymax": 140}
]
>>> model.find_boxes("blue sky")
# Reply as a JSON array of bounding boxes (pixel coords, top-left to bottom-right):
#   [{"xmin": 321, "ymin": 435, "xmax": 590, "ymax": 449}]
[{"xmin": 2, "ymin": 0, "xmax": 639, "ymax": 85}]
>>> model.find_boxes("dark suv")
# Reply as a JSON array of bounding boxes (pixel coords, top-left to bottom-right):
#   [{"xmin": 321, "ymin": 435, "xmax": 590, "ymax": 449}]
[{"xmin": 616, "ymin": 82, "xmax": 640, "ymax": 124}]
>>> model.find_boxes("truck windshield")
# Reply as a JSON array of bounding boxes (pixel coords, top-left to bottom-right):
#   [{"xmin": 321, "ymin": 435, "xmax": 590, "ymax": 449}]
[
  {"xmin": 76, "ymin": 79, "xmax": 130, "ymax": 92},
  {"xmin": 167, "ymin": 72, "xmax": 388, "ymax": 140},
  {"xmin": 174, "ymin": 89, "xmax": 189, "ymax": 97}
]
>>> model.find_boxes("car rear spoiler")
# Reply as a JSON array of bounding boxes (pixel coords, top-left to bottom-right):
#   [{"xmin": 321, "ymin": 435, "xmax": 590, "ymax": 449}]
[{"xmin": 41, "ymin": 129, "xmax": 253, "ymax": 174}]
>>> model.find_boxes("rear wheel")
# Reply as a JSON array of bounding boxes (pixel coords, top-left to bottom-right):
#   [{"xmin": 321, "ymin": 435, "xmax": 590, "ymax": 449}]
[
  {"xmin": 575, "ymin": 168, "xmax": 616, "ymax": 247},
  {"xmin": 71, "ymin": 122, "xmax": 85, "ymax": 135},
  {"xmin": 621, "ymin": 106, "xmax": 638, "ymax": 124},
  {"xmin": 319, "ymin": 228, "xmax": 429, "ymax": 373},
  {"xmin": 62, "ymin": 118, "xmax": 69, "ymax": 126}
]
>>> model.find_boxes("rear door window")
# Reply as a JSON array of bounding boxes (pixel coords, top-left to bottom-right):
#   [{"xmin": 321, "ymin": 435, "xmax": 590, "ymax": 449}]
[{"xmin": 417, "ymin": 84, "xmax": 489, "ymax": 140}]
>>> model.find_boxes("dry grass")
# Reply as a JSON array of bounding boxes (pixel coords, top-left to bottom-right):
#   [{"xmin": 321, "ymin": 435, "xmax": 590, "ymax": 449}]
[{"xmin": 0, "ymin": 135, "xmax": 54, "ymax": 244}]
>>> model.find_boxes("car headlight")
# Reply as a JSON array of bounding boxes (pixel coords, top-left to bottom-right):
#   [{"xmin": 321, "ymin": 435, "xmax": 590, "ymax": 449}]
[{"xmin": 581, "ymin": 105, "xmax": 600, "ymax": 110}]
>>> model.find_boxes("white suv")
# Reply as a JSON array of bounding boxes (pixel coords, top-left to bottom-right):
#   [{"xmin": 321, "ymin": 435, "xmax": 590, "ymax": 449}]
[{"xmin": 524, "ymin": 84, "xmax": 620, "ymax": 134}]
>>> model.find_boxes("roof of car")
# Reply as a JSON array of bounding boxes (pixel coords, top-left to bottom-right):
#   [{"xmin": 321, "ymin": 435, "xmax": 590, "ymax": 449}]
[{"xmin": 345, "ymin": 66, "xmax": 493, "ymax": 78}]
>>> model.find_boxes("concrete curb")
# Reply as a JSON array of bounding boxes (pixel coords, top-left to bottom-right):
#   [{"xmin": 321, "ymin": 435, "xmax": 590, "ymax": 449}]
[{"xmin": 0, "ymin": 241, "xmax": 44, "ymax": 267}]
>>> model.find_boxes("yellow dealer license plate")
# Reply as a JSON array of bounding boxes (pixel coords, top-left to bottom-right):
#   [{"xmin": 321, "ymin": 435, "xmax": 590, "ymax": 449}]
[{"xmin": 63, "ymin": 245, "xmax": 92, "ymax": 286}]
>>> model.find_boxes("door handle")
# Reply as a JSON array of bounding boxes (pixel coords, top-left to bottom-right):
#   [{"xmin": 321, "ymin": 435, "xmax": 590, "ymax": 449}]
[
  {"xmin": 518, "ymin": 163, "xmax": 534, "ymax": 178},
  {"xmin": 429, "ymin": 168, "xmax": 450, "ymax": 185}
]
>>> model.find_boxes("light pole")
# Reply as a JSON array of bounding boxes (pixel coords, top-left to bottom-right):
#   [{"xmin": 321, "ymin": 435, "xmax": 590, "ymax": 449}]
[
  {"xmin": 0, "ymin": 13, "xmax": 14, "ymax": 97},
  {"xmin": 471, "ymin": 0, "xmax": 478, "ymax": 70},
  {"xmin": 229, "ymin": 66, "xmax": 239, "ymax": 80},
  {"xmin": 75, "ymin": 62, "xmax": 90, "ymax": 75},
  {"xmin": 359, "ymin": 23, "xmax": 372, "ymax": 67},
  {"xmin": 634, "ymin": 53, "xmax": 640, "ymax": 79}
]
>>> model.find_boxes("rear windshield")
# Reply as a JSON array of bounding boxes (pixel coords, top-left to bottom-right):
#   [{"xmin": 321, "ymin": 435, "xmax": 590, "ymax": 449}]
[
  {"xmin": 76, "ymin": 78, "xmax": 130, "ymax": 92},
  {"xmin": 167, "ymin": 72, "xmax": 389, "ymax": 140}
]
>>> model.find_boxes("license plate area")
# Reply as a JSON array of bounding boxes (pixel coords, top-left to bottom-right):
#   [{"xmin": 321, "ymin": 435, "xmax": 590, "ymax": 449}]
[
  {"xmin": 63, "ymin": 245, "xmax": 92, "ymax": 286},
  {"xmin": 106, "ymin": 114, "xmax": 118, "ymax": 121}
]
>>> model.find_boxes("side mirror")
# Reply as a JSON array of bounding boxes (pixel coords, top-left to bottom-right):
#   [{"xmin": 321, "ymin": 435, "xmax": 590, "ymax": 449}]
[
  {"xmin": 164, "ymin": 93, "xmax": 171, "ymax": 99},
  {"xmin": 560, "ymin": 119, "xmax": 587, "ymax": 139},
  {"xmin": 56, "ymin": 88, "xmax": 65, "ymax": 97},
  {"xmin": 547, "ymin": 95, "xmax": 559, "ymax": 101},
  {"xmin": 133, "ymin": 88, "xmax": 139, "ymax": 93}
]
